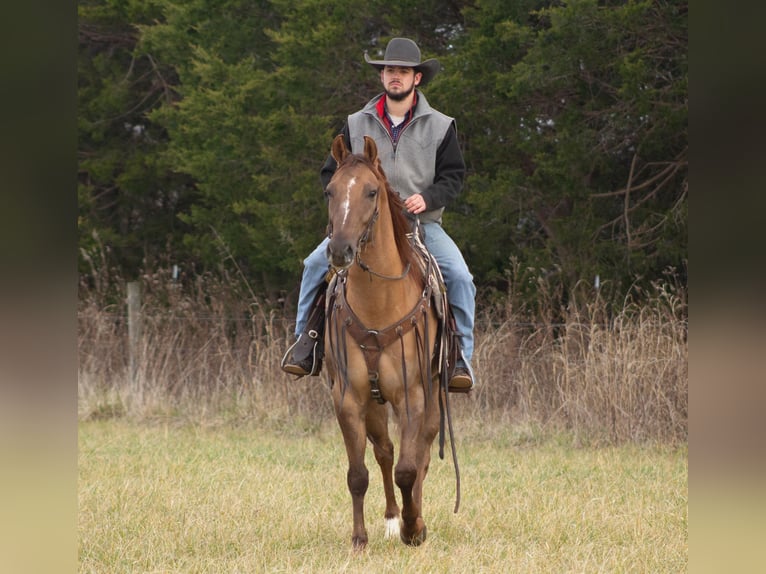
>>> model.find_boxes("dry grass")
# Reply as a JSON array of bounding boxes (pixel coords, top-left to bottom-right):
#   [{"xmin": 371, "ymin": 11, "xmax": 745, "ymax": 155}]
[
  {"xmin": 78, "ymin": 420, "xmax": 687, "ymax": 573},
  {"xmin": 78, "ymin": 269, "xmax": 687, "ymax": 445},
  {"xmin": 78, "ymin": 270, "xmax": 687, "ymax": 571},
  {"xmin": 78, "ymin": 269, "xmax": 331, "ymax": 427},
  {"xmin": 469, "ymin": 283, "xmax": 687, "ymax": 445}
]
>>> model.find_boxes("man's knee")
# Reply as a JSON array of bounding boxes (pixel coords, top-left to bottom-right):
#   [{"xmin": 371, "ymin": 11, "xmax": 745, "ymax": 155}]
[
  {"xmin": 303, "ymin": 238, "xmax": 330, "ymax": 268},
  {"xmin": 444, "ymin": 265, "xmax": 475, "ymax": 292},
  {"xmin": 304, "ymin": 250, "xmax": 327, "ymax": 270}
]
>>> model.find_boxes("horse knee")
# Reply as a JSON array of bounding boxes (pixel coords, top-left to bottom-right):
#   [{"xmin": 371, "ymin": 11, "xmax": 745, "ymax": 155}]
[
  {"xmin": 395, "ymin": 465, "xmax": 417, "ymax": 490},
  {"xmin": 347, "ymin": 466, "xmax": 369, "ymax": 496},
  {"xmin": 373, "ymin": 439, "xmax": 394, "ymax": 463}
]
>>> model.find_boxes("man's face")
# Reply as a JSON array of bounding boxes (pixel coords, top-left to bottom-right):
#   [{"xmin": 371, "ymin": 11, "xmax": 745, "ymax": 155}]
[{"xmin": 381, "ymin": 66, "xmax": 422, "ymax": 102}]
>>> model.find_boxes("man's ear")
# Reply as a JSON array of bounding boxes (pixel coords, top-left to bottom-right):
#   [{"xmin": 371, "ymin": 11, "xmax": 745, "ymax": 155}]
[{"xmin": 414, "ymin": 71, "xmax": 422, "ymax": 86}]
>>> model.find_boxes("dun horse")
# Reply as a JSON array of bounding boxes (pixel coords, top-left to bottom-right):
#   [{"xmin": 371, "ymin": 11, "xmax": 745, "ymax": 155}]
[{"xmin": 323, "ymin": 134, "xmax": 458, "ymax": 550}]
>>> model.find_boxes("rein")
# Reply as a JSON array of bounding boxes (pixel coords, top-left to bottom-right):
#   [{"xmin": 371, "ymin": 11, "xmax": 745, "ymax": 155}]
[
  {"xmin": 352, "ymin": 179, "xmax": 412, "ymax": 281},
  {"xmin": 356, "ymin": 257, "xmax": 412, "ymax": 281},
  {"xmin": 327, "ymin": 179, "xmax": 412, "ymax": 282}
]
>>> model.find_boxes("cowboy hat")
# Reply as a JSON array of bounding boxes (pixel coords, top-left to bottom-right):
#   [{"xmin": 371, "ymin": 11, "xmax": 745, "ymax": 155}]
[{"xmin": 364, "ymin": 37, "xmax": 440, "ymax": 86}]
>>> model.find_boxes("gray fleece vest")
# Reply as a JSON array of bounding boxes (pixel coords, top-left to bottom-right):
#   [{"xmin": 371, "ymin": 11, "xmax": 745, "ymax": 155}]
[{"xmin": 347, "ymin": 92, "xmax": 453, "ymax": 224}]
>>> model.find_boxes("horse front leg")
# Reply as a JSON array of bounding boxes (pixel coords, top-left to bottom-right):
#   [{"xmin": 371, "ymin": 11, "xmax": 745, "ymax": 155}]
[
  {"xmin": 347, "ymin": 458, "xmax": 369, "ymax": 550},
  {"xmin": 395, "ymin": 417, "xmax": 428, "ymax": 546},
  {"xmin": 412, "ymin": 397, "xmax": 439, "ymax": 522},
  {"xmin": 335, "ymin": 400, "xmax": 370, "ymax": 550},
  {"xmin": 395, "ymin": 392, "xmax": 440, "ymax": 547},
  {"xmin": 366, "ymin": 403, "xmax": 401, "ymax": 539}
]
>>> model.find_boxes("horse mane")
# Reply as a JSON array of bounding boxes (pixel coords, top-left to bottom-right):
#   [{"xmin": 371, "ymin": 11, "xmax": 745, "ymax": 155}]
[{"xmin": 338, "ymin": 154, "xmax": 425, "ymax": 286}]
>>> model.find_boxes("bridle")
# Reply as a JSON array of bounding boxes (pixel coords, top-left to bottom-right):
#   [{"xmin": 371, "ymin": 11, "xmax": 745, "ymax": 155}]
[{"xmin": 327, "ymin": 166, "xmax": 411, "ymax": 282}]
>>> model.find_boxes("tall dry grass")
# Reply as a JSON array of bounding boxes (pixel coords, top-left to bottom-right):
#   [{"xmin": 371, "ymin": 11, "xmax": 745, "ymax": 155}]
[
  {"xmin": 469, "ymin": 275, "xmax": 688, "ymax": 444},
  {"xmin": 78, "ymin": 268, "xmax": 687, "ymax": 444}
]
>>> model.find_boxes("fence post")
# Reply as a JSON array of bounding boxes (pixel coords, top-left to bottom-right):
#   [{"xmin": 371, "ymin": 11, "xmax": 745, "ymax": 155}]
[{"xmin": 127, "ymin": 281, "xmax": 142, "ymax": 386}]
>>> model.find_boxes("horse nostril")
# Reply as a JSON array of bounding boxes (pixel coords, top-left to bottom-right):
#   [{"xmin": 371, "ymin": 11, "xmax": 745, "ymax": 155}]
[{"xmin": 327, "ymin": 240, "xmax": 355, "ymax": 269}]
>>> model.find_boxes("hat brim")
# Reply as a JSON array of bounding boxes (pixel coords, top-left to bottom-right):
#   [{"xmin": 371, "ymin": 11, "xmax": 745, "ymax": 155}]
[{"xmin": 364, "ymin": 54, "xmax": 440, "ymax": 86}]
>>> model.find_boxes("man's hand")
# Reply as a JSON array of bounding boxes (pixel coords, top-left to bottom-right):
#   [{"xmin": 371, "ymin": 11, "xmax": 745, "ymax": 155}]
[{"xmin": 404, "ymin": 194, "xmax": 426, "ymax": 214}]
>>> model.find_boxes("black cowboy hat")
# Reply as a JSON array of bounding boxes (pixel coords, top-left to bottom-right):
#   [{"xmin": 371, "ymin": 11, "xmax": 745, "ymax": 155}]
[{"xmin": 364, "ymin": 38, "xmax": 440, "ymax": 86}]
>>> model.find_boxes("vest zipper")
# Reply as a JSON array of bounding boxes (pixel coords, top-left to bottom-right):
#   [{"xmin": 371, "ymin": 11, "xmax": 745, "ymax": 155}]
[{"xmin": 378, "ymin": 114, "xmax": 419, "ymax": 153}]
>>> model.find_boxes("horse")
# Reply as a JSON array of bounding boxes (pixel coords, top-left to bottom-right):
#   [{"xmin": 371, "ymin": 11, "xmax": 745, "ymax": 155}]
[{"xmin": 323, "ymin": 134, "xmax": 459, "ymax": 550}]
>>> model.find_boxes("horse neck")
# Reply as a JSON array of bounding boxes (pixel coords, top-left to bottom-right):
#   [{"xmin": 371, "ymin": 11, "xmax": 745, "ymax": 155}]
[{"xmin": 346, "ymin": 194, "xmax": 417, "ymax": 312}]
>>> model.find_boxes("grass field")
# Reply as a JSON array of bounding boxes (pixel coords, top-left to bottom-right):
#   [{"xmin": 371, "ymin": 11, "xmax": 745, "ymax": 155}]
[{"xmin": 78, "ymin": 419, "xmax": 687, "ymax": 573}]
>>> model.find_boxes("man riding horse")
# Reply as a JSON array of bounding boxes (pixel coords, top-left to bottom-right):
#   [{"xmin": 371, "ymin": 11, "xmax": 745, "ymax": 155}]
[{"xmin": 282, "ymin": 37, "xmax": 476, "ymax": 392}]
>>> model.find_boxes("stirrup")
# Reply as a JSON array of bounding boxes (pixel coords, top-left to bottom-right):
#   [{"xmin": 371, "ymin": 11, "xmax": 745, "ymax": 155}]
[
  {"xmin": 448, "ymin": 367, "xmax": 473, "ymax": 393},
  {"xmin": 280, "ymin": 330, "xmax": 322, "ymax": 376}
]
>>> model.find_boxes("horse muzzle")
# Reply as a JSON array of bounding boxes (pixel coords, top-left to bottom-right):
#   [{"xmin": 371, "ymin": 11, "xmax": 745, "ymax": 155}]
[{"xmin": 326, "ymin": 239, "xmax": 355, "ymax": 270}]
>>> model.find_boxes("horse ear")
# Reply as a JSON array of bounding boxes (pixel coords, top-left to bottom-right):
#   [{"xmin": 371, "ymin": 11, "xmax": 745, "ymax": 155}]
[
  {"xmin": 363, "ymin": 136, "xmax": 378, "ymax": 164},
  {"xmin": 331, "ymin": 134, "xmax": 349, "ymax": 164}
]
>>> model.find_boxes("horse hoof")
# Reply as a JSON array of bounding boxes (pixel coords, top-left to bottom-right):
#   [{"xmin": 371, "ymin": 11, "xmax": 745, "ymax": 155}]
[
  {"xmin": 401, "ymin": 525, "xmax": 427, "ymax": 546},
  {"xmin": 352, "ymin": 535, "xmax": 368, "ymax": 551}
]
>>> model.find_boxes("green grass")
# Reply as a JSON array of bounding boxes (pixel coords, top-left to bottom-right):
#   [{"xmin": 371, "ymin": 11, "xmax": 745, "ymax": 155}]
[{"xmin": 79, "ymin": 420, "xmax": 686, "ymax": 573}]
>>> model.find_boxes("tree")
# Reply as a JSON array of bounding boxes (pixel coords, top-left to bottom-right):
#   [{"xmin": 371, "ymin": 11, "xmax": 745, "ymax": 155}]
[
  {"xmin": 78, "ymin": 0, "xmax": 688, "ymax": 308},
  {"xmin": 433, "ymin": 0, "xmax": 687, "ymax": 304},
  {"xmin": 78, "ymin": 0, "xmax": 193, "ymax": 285},
  {"xmin": 140, "ymin": 0, "xmax": 468, "ymax": 300}
]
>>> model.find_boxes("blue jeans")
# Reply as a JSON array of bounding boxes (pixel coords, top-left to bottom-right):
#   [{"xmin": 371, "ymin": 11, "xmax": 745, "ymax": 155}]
[{"xmin": 294, "ymin": 222, "xmax": 476, "ymax": 372}]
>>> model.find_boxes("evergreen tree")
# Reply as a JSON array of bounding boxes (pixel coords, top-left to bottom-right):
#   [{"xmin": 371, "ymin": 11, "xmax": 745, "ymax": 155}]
[
  {"xmin": 433, "ymin": 0, "xmax": 687, "ymax": 304},
  {"xmin": 78, "ymin": 0, "xmax": 687, "ymax": 307},
  {"xmin": 78, "ymin": 0, "xmax": 193, "ymax": 284}
]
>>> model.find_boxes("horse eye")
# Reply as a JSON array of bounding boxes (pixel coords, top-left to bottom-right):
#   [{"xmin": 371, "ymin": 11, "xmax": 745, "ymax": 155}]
[
  {"xmin": 367, "ymin": 189, "xmax": 378, "ymax": 198},
  {"xmin": 324, "ymin": 189, "xmax": 332, "ymax": 200}
]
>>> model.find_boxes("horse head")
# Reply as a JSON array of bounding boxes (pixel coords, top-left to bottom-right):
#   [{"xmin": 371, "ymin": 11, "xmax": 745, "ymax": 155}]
[{"xmin": 324, "ymin": 135, "xmax": 383, "ymax": 270}]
